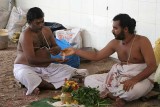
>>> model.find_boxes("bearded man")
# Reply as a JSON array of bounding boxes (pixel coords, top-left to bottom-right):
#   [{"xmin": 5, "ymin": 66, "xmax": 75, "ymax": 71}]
[{"xmin": 62, "ymin": 14, "xmax": 157, "ymax": 107}]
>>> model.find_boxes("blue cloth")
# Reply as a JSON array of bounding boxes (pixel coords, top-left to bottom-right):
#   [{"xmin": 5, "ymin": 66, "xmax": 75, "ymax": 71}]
[{"xmin": 51, "ymin": 38, "xmax": 80, "ymax": 68}]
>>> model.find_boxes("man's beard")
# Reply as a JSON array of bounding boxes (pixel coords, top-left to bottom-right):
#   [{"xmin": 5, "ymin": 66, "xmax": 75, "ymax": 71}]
[
  {"xmin": 30, "ymin": 26, "xmax": 43, "ymax": 32},
  {"xmin": 113, "ymin": 31, "xmax": 125, "ymax": 40},
  {"xmin": 37, "ymin": 26, "xmax": 43, "ymax": 31}
]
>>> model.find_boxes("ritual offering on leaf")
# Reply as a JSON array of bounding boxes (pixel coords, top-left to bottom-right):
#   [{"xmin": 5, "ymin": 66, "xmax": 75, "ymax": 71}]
[
  {"xmin": 53, "ymin": 94, "xmax": 61, "ymax": 100},
  {"xmin": 60, "ymin": 78, "xmax": 79, "ymax": 104},
  {"xmin": 52, "ymin": 78, "xmax": 111, "ymax": 106},
  {"xmin": 52, "ymin": 79, "xmax": 81, "ymax": 106}
]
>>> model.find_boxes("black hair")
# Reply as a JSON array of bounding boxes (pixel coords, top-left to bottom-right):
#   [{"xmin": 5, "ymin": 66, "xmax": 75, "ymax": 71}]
[
  {"xmin": 27, "ymin": 7, "xmax": 44, "ymax": 24},
  {"xmin": 113, "ymin": 14, "xmax": 136, "ymax": 34}
]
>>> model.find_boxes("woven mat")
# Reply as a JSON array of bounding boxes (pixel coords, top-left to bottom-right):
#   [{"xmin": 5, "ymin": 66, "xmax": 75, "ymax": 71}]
[
  {"xmin": 0, "ymin": 46, "xmax": 17, "ymax": 73},
  {"xmin": 0, "ymin": 45, "xmax": 17, "ymax": 92}
]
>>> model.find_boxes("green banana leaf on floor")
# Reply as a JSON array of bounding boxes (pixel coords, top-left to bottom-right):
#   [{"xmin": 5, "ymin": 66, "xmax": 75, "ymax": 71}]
[
  {"xmin": 28, "ymin": 98, "xmax": 59, "ymax": 107},
  {"xmin": 28, "ymin": 97, "xmax": 112, "ymax": 107}
]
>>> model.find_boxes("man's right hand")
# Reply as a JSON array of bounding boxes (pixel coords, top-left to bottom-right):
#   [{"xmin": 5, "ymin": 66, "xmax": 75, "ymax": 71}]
[
  {"xmin": 52, "ymin": 58, "xmax": 68, "ymax": 63},
  {"xmin": 61, "ymin": 48, "xmax": 76, "ymax": 56}
]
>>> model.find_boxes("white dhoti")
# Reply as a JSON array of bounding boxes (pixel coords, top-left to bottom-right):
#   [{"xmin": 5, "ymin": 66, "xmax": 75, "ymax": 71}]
[
  {"xmin": 14, "ymin": 63, "xmax": 88, "ymax": 95},
  {"xmin": 84, "ymin": 63, "xmax": 154, "ymax": 101}
]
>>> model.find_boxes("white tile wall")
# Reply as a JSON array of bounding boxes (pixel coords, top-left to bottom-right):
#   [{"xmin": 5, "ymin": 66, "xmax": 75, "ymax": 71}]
[
  {"xmin": 70, "ymin": 0, "xmax": 81, "ymax": 13},
  {"xmin": 156, "ymin": 24, "xmax": 160, "ymax": 40},
  {"xmin": 46, "ymin": 0, "xmax": 58, "ymax": 9},
  {"xmin": 123, "ymin": 0, "xmax": 139, "ymax": 20},
  {"xmin": 107, "ymin": 0, "xmax": 123, "ymax": 19},
  {"xmin": 139, "ymin": 1, "xmax": 156, "ymax": 24},
  {"xmin": 70, "ymin": 12, "xmax": 81, "ymax": 27},
  {"xmin": 54, "ymin": 11, "xmax": 70, "ymax": 26},
  {"xmin": 80, "ymin": 14, "xmax": 93, "ymax": 32},
  {"xmin": 15, "ymin": 0, "xmax": 159, "ymax": 49},
  {"xmin": 139, "ymin": 0, "xmax": 157, "ymax": 3},
  {"xmin": 156, "ymin": 2, "xmax": 160, "ymax": 25},
  {"xmin": 58, "ymin": 0, "xmax": 70, "ymax": 11},
  {"xmin": 93, "ymin": 16, "xmax": 108, "ymax": 34},
  {"xmin": 81, "ymin": 0, "xmax": 93, "ymax": 14},
  {"xmin": 93, "ymin": 0, "xmax": 108, "ymax": 17},
  {"xmin": 137, "ymin": 22, "xmax": 156, "ymax": 45},
  {"xmin": 44, "ymin": 8, "xmax": 58, "ymax": 22},
  {"xmin": 90, "ymin": 32, "xmax": 108, "ymax": 49}
]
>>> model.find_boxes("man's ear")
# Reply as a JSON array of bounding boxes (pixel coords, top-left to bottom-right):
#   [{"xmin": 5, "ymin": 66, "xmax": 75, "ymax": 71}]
[{"xmin": 124, "ymin": 27, "xmax": 128, "ymax": 33}]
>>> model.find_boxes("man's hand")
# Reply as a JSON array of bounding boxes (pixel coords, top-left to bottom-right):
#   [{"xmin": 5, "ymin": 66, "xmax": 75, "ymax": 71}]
[
  {"xmin": 61, "ymin": 48, "xmax": 76, "ymax": 56},
  {"xmin": 121, "ymin": 79, "xmax": 138, "ymax": 92},
  {"xmin": 49, "ymin": 46, "xmax": 61, "ymax": 55}
]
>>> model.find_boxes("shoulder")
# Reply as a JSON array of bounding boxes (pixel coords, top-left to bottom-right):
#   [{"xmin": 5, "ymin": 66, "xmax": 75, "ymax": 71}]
[
  {"xmin": 20, "ymin": 28, "xmax": 30, "ymax": 38},
  {"xmin": 42, "ymin": 26, "xmax": 53, "ymax": 35},
  {"xmin": 109, "ymin": 39, "xmax": 120, "ymax": 44},
  {"xmin": 108, "ymin": 39, "xmax": 120, "ymax": 46},
  {"xmin": 19, "ymin": 27, "xmax": 34, "ymax": 42},
  {"xmin": 105, "ymin": 39, "xmax": 120, "ymax": 50},
  {"xmin": 136, "ymin": 35, "xmax": 151, "ymax": 43},
  {"xmin": 135, "ymin": 35, "xmax": 153, "ymax": 49},
  {"xmin": 43, "ymin": 26, "xmax": 52, "ymax": 32}
]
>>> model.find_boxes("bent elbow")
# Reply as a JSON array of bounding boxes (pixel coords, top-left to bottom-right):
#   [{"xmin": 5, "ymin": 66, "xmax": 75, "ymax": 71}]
[
  {"xmin": 154, "ymin": 64, "xmax": 158, "ymax": 72},
  {"xmin": 150, "ymin": 63, "xmax": 158, "ymax": 72}
]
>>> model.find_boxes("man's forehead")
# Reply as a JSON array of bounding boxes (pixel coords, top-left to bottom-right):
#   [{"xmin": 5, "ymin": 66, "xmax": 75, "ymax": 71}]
[
  {"xmin": 113, "ymin": 20, "xmax": 120, "ymax": 25},
  {"xmin": 113, "ymin": 20, "xmax": 121, "ymax": 27},
  {"xmin": 34, "ymin": 18, "xmax": 44, "ymax": 22}
]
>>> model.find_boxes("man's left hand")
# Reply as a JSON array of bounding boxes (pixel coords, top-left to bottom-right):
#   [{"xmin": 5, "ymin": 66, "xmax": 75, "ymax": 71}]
[
  {"xmin": 121, "ymin": 79, "xmax": 138, "ymax": 92},
  {"xmin": 49, "ymin": 46, "xmax": 61, "ymax": 55}
]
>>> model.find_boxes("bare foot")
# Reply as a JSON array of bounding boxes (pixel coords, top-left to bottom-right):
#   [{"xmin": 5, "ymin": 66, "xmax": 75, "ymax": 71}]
[
  {"xmin": 23, "ymin": 88, "xmax": 28, "ymax": 95},
  {"xmin": 100, "ymin": 89, "xmax": 110, "ymax": 99},
  {"xmin": 23, "ymin": 87, "xmax": 40, "ymax": 95},
  {"xmin": 33, "ymin": 88, "xmax": 40, "ymax": 95},
  {"xmin": 113, "ymin": 98, "xmax": 125, "ymax": 107}
]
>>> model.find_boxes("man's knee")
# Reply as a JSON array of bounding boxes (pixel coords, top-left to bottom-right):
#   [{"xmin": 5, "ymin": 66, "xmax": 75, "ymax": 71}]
[
  {"xmin": 84, "ymin": 75, "xmax": 94, "ymax": 86},
  {"xmin": 121, "ymin": 80, "xmax": 154, "ymax": 101}
]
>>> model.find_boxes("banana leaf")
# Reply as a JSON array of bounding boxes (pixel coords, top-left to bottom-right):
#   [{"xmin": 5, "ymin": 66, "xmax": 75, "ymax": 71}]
[{"xmin": 28, "ymin": 98, "xmax": 59, "ymax": 107}]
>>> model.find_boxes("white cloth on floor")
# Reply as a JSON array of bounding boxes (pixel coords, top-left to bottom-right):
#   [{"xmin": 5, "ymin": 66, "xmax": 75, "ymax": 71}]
[
  {"xmin": 14, "ymin": 63, "xmax": 88, "ymax": 95},
  {"xmin": 84, "ymin": 63, "xmax": 154, "ymax": 101}
]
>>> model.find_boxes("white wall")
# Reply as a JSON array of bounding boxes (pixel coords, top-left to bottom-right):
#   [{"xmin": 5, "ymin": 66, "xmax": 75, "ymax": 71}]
[{"xmin": 15, "ymin": 0, "xmax": 160, "ymax": 51}]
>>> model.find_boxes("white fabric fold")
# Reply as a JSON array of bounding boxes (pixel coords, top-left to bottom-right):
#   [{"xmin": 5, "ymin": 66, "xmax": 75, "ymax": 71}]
[
  {"xmin": 13, "ymin": 63, "xmax": 76, "ymax": 95},
  {"xmin": 85, "ymin": 63, "xmax": 154, "ymax": 101}
]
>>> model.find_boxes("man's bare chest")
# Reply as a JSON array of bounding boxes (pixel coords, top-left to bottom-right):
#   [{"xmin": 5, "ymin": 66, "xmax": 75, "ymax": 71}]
[
  {"xmin": 33, "ymin": 33, "xmax": 49, "ymax": 48},
  {"xmin": 117, "ymin": 45, "xmax": 144, "ymax": 64}
]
